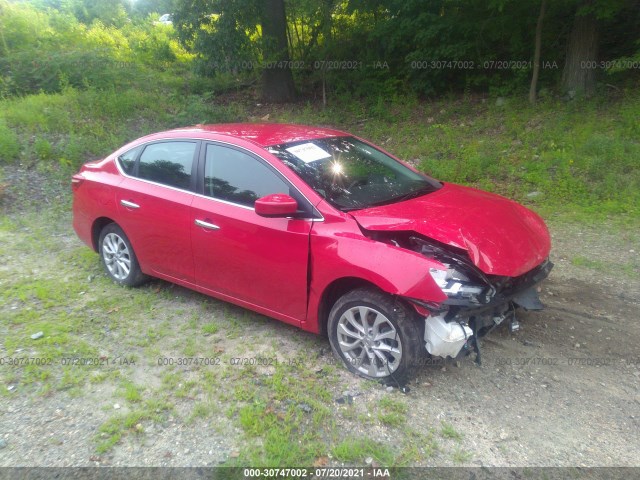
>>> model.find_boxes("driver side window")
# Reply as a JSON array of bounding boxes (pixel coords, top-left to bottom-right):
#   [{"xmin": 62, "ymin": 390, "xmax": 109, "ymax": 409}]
[{"xmin": 204, "ymin": 144, "xmax": 290, "ymax": 207}]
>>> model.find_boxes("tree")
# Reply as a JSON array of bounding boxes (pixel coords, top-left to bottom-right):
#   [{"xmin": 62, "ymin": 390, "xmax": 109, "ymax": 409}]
[
  {"xmin": 172, "ymin": 0, "xmax": 296, "ymax": 102},
  {"xmin": 259, "ymin": 0, "xmax": 296, "ymax": 102},
  {"xmin": 529, "ymin": 0, "xmax": 546, "ymax": 103},
  {"xmin": 560, "ymin": 0, "xmax": 631, "ymax": 96},
  {"xmin": 561, "ymin": 3, "xmax": 599, "ymax": 95}
]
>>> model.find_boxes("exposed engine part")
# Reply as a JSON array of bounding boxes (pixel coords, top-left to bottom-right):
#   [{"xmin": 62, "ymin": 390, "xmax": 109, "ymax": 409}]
[
  {"xmin": 493, "ymin": 310, "xmax": 509, "ymax": 326},
  {"xmin": 485, "ymin": 303, "xmax": 514, "ymax": 329},
  {"xmin": 509, "ymin": 318, "xmax": 521, "ymax": 333},
  {"xmin": 424, "ymin": 314, "xmax": 473, "ymax": 358},
  {"xmin": 408, "ymin": 235, "xmax": 493, "ymax": 287},
  {"xmin": 470, "ymin": 316, "xmax": 482, "ymax": 365}
]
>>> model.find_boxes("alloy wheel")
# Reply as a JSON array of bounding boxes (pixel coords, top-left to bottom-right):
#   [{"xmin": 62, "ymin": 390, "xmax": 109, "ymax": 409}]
[
  {"xmin": 336, "ymin": 305, "xmax": 403, "ymax": 377},
  {"xmin": 102, "ymin": 233, "xmax": 131, "ymax": 280}
]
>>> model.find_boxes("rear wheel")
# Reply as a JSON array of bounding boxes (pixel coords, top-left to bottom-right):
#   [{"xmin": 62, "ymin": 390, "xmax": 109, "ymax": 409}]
[
  {"xmin": 99, "ymin": 223, "xmax": 147, "ymax": 287},
  {"xmin": 328, "ymin": 288, "xmax": 422, "ymax": 382}
]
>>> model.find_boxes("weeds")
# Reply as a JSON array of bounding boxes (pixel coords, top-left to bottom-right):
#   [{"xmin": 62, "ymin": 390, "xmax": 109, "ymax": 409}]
[
  {"xmin": 377, "ymin": 396, "xmax": 408, "ymax": 427},
  {"xmin": 332, "ymin": 438, "xmax": 396, "ymax": 466},
  {"xmin": 440, "ymin": 421, "xmax": 463, "ymax": 441}
]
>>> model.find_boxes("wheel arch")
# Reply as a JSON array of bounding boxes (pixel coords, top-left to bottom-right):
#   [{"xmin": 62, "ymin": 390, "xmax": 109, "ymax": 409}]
[
  {"xmin": 91, "ymin": 217, "xmax": 116, "ymax": 252},
  {"xmin": 316, "ymin": 277, "xmax": 418, "ymax": 337},
  {"xmin": 324, "ymin": 284, "xmax": 424, "ymax": 381}
]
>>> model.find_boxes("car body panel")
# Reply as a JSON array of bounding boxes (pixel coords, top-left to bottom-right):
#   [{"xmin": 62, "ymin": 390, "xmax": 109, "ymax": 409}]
[
  {"xmin": 72, "ymin": 123, "xmax": 552, "ymax": 346},
  {"xmin": 72, "ymin": 165, "xmax": 123, "ymax": 249},
  {"xmin": 191, "ymin": 195, "xmax": 312, "ymax": 322},
  {"xmin": 172, "ymin": 123, "xmax": 349, "ymax": 148},
  {"xmin": 349, "ymin": 183, "xmax": 551, "ymax": 277},
  {"xmin": 114, "ymin": 177, "xmax": 195, "ymax": 282},
  {"xmin": 302, "ymin": 203, "xmax": 448, "ymax": 333}
]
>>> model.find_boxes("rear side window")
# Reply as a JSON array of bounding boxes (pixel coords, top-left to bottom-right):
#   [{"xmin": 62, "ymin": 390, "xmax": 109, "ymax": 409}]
[
  {"xmin": 204, "ymin": 144, "xmax": 290, "ymax": 207},
  {"xmin": 138, "ymin": 141, "xmax": 197, "ymax": 190},
  {"xmin": 117, "ymin": 146, "xmax": 141, "ymax": 175}
]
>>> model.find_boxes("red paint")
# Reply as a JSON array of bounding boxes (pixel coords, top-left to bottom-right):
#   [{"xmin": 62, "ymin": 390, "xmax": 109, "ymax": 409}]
[
  {"xmin": 72, "ymin": 123, "xmax": 551, "ymax": 335},
  {"xmin": 191, "ymin": 194, "xmax": 311, "ymax": 322},
  {"xmin": 255, "ymin": 194, "xmax": 298, "ymax": 217},
  {"xmin": 350, "ymin": 183, "xmax": 551, "ymax": 277}
]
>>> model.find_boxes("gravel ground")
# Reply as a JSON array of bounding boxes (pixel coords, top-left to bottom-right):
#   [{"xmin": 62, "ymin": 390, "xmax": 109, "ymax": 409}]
[{"xmin": 0, "ymin": 166, "xmax": 639, "ymax": 467}]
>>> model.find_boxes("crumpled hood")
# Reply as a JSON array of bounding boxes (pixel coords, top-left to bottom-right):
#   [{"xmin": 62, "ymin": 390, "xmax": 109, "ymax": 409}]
[{"xmin": 350, "ymin": 183, "xmax": 551, "ymax": 277}]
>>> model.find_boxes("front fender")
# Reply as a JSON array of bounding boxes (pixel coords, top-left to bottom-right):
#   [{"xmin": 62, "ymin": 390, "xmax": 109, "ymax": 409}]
[{"xmin": 303, "ymin": 215, "xmax": 446, "ymax": 333}]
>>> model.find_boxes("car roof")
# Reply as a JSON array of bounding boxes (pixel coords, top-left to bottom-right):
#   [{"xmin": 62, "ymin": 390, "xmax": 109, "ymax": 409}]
[{"xmin": 164, "ymin": 123, "xmax": 349, "ymax": 148}]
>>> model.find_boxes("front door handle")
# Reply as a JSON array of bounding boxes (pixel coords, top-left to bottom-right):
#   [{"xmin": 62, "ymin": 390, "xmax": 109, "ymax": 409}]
[
  {"xmin": 120, "ymin": 199, "xmax": 140, "ymax": 209},
  {"xmin": 195, "ymin": 219, "xmax": 220, "ymax": 231}
]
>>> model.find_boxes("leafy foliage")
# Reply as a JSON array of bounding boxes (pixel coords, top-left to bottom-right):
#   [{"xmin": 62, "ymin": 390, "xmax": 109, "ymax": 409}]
[
  {"xmin": 172, "ymin": 0, "xmax": 261, "ymax": 76},
  {"xmin": 166, "ymin": 0, "xmax": 637, "ymax": 97},
  {"xmin": 0, "ymin": 0, "xmax": 638, "ymax": 217},
  {"xmin": 4, "ymin": 0, "xmax": 638, "ymax": 98},
  {"xmin": 0, "ymin": 0, "xmax": 192, "ymax": 97}
]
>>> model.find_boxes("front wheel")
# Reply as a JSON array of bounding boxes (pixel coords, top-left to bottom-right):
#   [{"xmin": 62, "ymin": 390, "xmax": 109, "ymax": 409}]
[
  {"xmin": 98, "ymin": 223, "xmax": 147, "ymax": 287},
  {"xmin": 327, "ymin": 288, "xmax": 422, "ymax": 382}
]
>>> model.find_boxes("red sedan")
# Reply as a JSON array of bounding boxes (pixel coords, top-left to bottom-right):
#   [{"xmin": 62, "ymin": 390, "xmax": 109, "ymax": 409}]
[{"xmin": 72, "ymin": 123, "xmax": 552, "ymax": 380}]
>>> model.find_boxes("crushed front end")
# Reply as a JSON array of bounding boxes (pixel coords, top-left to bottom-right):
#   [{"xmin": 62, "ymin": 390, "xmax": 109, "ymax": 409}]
[
  {"xmin": 408, "ymin": 235, "xmax": 553, "ymax": 363},
  {"xmin": 364, "ymin": 230, "xmax": 553, "ymax": 363}
]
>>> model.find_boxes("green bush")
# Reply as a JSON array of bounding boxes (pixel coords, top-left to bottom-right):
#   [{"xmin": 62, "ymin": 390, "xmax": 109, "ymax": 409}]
[
  {"xmin": 0, "ymin": 119, "xmax": 20, "ymax": 162},
  {"xmin": 0, "ymin": 1, "xmax": 193, "ymax": 97},
  {"xmin": 34, "ymin": 138, "xmax": 55, "ymax": 161}
]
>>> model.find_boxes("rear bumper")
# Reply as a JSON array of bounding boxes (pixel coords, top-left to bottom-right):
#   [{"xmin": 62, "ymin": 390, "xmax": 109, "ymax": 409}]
[{"xmin": 72, "ymin": 201, "xmax": 94, "ymax": 250}]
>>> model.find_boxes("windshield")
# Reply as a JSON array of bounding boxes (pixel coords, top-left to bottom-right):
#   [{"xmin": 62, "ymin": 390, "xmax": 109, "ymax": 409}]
[{"xmin": 267, "ymin": 136, "xmax": 441, "ymax": 211}]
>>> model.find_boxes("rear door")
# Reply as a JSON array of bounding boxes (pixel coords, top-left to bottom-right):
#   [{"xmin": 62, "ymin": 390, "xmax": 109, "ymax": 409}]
[
  {"xmin": 115, "ymin": 140, "xmax": 199, "ymax": 283},
  {"xmin": 191, "ymin": 142, "xmax": 313, "ymax": 323}
]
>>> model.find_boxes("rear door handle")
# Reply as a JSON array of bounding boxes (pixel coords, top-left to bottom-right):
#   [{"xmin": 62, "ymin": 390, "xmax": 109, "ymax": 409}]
[
  {"xmin": 195, "ymin": 219, "xmax": 220, "ymax": 231},
  {"xmin": 120, "ymin": 200, "xmax": 140, "ymax": 209}
]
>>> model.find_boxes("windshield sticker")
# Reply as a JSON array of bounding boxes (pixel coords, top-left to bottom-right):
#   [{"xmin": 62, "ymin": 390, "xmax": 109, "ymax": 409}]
[{"xmin": 286, "ymin": 143, "xmax": 332, "ymax": 163}]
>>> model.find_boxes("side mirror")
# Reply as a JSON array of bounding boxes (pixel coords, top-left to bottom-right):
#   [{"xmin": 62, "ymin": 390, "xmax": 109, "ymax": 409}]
[{"xmin": 255, "ymin": 194, "xmax": 298, "ymax": 218}]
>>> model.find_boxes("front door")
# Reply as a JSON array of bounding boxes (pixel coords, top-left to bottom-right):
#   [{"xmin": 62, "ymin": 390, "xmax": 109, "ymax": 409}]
[{"xmin": 191, "ymin": 143, "xmax": 312, "ymax": 323}]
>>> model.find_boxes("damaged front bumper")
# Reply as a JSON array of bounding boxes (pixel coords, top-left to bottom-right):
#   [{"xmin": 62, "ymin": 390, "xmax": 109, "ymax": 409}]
[{"xmin": 418, "ymin": 259, "xmax": 553, "ymax": 361}]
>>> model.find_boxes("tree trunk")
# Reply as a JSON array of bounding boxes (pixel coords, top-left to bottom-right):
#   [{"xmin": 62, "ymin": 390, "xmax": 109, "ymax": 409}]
[
  {"xmin": 321, "ymin": 0, "xmax": 333, "ymax": 108},
  {"xmin": 561, "ymin": 5, "xmax": 599, "ymax": 96},
  {"xmin": 529, "ymin": 0, "xmax": 546, "ymax": 104},
  {"xmin": 260, "ymin": 0, "xmax": 296, "ymax": 103}
]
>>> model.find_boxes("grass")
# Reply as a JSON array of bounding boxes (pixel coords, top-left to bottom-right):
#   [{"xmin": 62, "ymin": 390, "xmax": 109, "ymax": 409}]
[
  {"xmin": 1, "ymin": 77, "xmax": 639, "ymax": 220},
  {"xmin": 1, "ymin": 65, "xmax": 639, "ymax": 465},
  {"xmin": 0, "ymin": 84, "xmax": 245, "ymax": 169},
  {"xmin": 96, "ymin": 398, "xmax": 173, "ymax": 454},
  {"xmin": 451, "ymin": 448, "xmax": 473, "ymax": 464},
  {"xmin": 377, "ymin": 396, "xmax": 408, "ymax": 427},
  {"xmin": 121, "ymin": 381, "xmax": 143, "ymax": 403},
  {"xmin": 202, "ymin": 322, "xmax": 219, "ymax": 335},
  {"xmin": 332, "ymin": 438, "xmax": 396, "ymax": 465},
  {"xmin": 440, "ymin": 421, "xmax": 463, "ymax": 441},
  {"xmin": 570, "ymin": 254, "xmax": 639, "ymax": 279}
]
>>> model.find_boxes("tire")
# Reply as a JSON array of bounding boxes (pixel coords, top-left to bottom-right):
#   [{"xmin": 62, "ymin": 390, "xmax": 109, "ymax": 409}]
[
  {"xmin": 98, "ymin": 223, "xmax": 147, "ymax": 287},
  {"xmin": 327, "ymin": 288, "xmax": 422, "ymax": 382}
]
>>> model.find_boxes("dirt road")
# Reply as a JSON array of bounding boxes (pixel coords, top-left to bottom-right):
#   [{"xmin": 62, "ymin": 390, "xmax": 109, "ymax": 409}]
[{"xmin": 0, "ymin": 168, "xmax": 638, "ymax": 467}]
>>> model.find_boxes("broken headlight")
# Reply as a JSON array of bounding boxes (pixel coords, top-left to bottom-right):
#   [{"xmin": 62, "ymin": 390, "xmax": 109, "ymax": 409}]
[
  {"xmin": 428, "ymin": 266, "xmax": 489, "ymax": 304},
  {"xmin": 407, "ymin": 236, "xmax": 494, "ymax": 305}
]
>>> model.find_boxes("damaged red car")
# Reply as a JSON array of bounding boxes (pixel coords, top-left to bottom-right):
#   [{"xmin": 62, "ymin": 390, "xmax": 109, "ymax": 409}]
[{"xmin": 72, "ymin": 124, "xmax": 552, "ymax": 380}]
